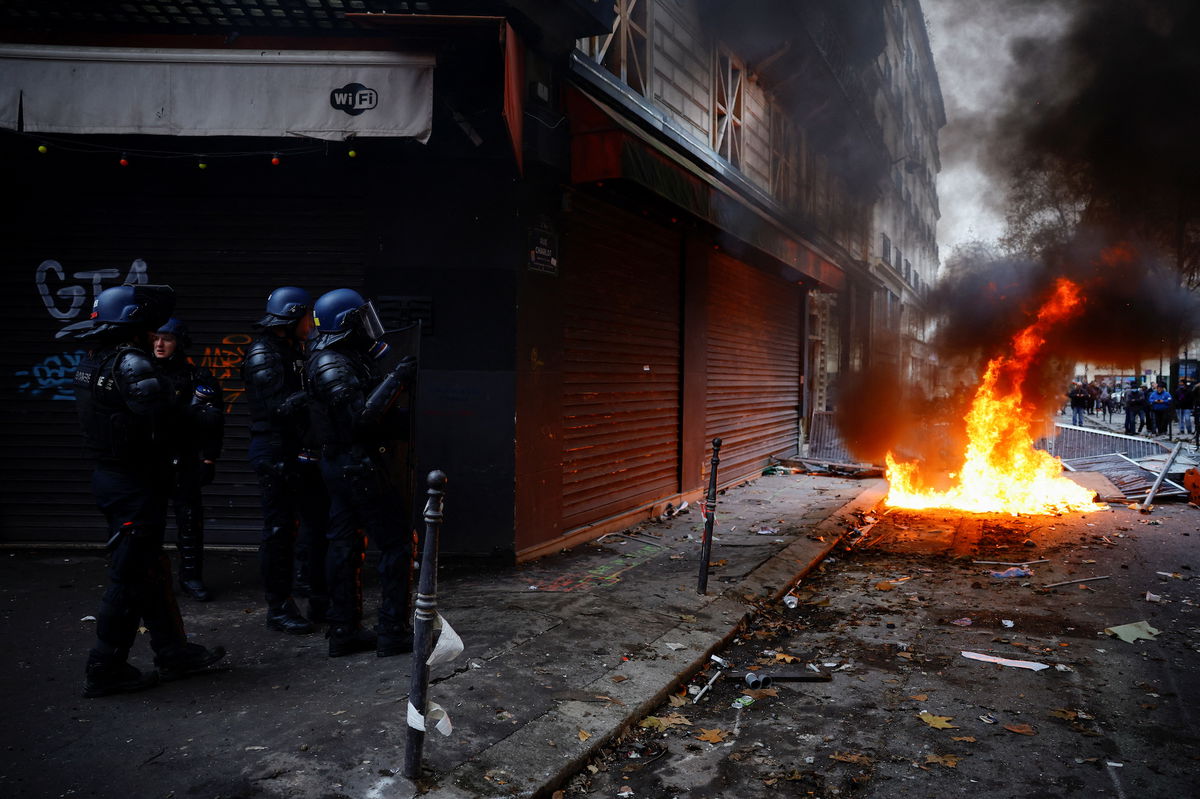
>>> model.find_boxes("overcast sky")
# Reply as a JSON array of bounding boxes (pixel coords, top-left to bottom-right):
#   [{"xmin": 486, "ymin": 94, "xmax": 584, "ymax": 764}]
[{"xmin": 922, "ymin": 0, "xmax": 1069, "ymax": 260}]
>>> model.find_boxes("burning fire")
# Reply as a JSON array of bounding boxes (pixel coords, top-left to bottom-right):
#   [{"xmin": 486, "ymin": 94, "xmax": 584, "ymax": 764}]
[{"xmin": 885, "ymin": 278, "xmax": 1106, "ymax": 515}]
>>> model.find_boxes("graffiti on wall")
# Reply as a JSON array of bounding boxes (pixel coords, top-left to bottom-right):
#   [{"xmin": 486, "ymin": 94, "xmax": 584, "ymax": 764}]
[
  {"xmin": 15, "ymin": 350, "xmax": 86, "ymax": 400},
  {"xmin": 37, "ymin": 258, "xmax": 150, "ymax": 322},
  {"xmin": 197, "ymin": 334, "xmax": 251, "ymax": 413},
  {"xmin": 21, "ymin": 258, "xmax": 247, "ymax": 413}
]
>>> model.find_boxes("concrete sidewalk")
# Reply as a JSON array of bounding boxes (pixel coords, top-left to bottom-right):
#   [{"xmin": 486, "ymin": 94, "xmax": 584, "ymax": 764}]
[{"xmin": 0, "ymin": 472, "xmax": 881, "ymax": 799}]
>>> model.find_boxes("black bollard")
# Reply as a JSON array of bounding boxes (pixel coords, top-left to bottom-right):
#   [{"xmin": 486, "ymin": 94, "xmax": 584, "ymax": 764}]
[
  {"xmin": 697, "ymin": 438, "xmax": 722, "ymax": 595},
  {"xmin": 404, "ymin": 470, "xmax": 447, "ymax": 780}
]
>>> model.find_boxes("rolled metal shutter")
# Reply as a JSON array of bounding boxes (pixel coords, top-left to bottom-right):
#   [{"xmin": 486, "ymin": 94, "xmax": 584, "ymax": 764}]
[
  {"xmin": 560, "ymin": 194, "xmax": 682, "ymax": 531},
  {"xmin": 705, "ymin": 251, "xmax": 802, "ymax": 482},
  {"xmin": 2, "ymin": 174, "xmax": 366, "ymax": 545}
]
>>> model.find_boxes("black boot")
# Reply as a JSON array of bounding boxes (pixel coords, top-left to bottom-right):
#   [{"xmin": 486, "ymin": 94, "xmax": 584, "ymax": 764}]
[
  {"xmin": 177, "ymin": 505, "xmax": 212, "ymax": 602},
  {"xmin": 328, "ymin": 624, "xmax": 377, "ymax": 657},
  {"xmin": 376, "ymin": 625, "xmax": 414, "ymax": 658},
  {"xmin": 83, "ymin": 651, "xmax": 158, "ymax": 698},
  {"xmin": 266, "ymin": 598, "xmax": 314, "ymax": 634},
  {"xmin": 154, "ymin": 642, "xmax": 227, "ymax": 681}
]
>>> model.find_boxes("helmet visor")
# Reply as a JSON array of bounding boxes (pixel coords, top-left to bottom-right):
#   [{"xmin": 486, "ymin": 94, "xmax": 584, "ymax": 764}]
[{"xmin": 358, "ymin": 300, "xmax": 386, "ymax": 341}]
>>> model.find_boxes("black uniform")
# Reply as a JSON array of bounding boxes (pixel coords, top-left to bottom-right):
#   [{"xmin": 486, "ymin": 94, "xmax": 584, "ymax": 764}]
[
  {"xmin": 75, "ymin": 341, "xmax": 221, "ymax": 688},
  {"xmin": 242, "ymin": 331, "xmax": 329, "ymax": 628},
  {"xmin": 307, "ymin": 341, "xmax": 414, "ymax": 654},
  {"xmin": 158, "ymin": 353, "xmax": 223, "ymax": 598}
]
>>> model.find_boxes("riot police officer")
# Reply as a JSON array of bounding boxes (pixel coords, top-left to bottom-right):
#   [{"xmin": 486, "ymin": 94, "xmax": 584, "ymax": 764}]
[
  {"xmin": 152, "ymin": 318, "xmax": 224, "ymax": 601},
  {"xmin": 307, "ymin": 289, "xmax": 417, "ymax": 657},
  {"xmin": 242, "ymin": 287, "xmax": 329, "ymax": 634},
  {"xmin": 71, "ymin": 284, "xmax": 226, "ymax": 698}
]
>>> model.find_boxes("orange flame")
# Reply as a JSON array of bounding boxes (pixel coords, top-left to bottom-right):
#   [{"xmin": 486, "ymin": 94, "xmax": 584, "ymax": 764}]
[{"xmin": 884, "ymin": 278, "xmax": 1106, "ymax": 515}]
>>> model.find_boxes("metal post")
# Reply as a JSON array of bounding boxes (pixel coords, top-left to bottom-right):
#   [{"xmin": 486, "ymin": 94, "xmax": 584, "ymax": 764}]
[
  {"xmin": 697, "ymin": 438, "xmax": 722, "ymax": 595},
  {"xmin": 1140, "ymin": 442, "xmax": 1182, "ymax": 511},
  {"xmin": 403, "ymin": 470, "xmax": 447, "ymax": 780}
]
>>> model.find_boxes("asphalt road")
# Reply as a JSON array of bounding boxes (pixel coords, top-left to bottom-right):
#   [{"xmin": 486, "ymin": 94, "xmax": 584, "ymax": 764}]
[{"xmin": 563, "ymin": 499, "xmax": 1200, "ymax": 799}]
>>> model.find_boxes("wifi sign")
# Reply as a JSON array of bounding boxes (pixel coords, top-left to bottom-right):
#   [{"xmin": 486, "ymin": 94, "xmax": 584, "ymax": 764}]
[{"xmin": 330, "ymin": 83, "xmax": 379, "ymax": 116}]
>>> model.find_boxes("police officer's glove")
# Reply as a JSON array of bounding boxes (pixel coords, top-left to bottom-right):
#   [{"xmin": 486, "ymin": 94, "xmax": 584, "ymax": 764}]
[
  {"xmin": 277, "ymin": 390, "xmax": 309, "ymax": 418},
  {"xmin": 198, "ymin": 460, "xmax": 216, "ymax": 487},
  {"xmin": 392, "ymin": 355, "xmax": 418, "ymax": 385}
]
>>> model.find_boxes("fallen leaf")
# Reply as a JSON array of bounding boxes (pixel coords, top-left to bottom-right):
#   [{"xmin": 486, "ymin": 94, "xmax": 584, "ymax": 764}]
[
  {"xmin": 917, "ymin": 711, "xmax": 958, "ymax": 729},
  {"xmin": 668, "ymin": 694, "xmax": 688, "ymax": 707},
  {"xmin": 611, "ymin": 675, "xmax": 628, "ymax": 683},
  {"xmin": 577, "ymin": 729, "xmax": 591, "ymax": 742},
  {"xmin": 586, "ymin": 764, "xmax": 599, "ymax": 774},
  {"xmin": 639, "ymin": 716, "xmax": 666, "ymax": 731},
  {"xmin": 875, "ymin": 581, "xmax": 897, "ymax": 591},
  {"xmin": 775, "ymin": 652, "xmax": 801, "ymax": 664},
  {"xmin": 909, "ymin": 693, "xmax": 929, "ymax": 701},
  {"xmin": 744, "ymin": 688, "xmax": 779, "ymax": 700},
  {"xmin": 1049, "ymin": 708, "xmax": 1077, "ymax": 721},
  {"xmin": 926, "ymin": 754, "xmax": 960, "ymax": 768},
  {"xmin": 1004, "ymin": 723, "xmax": 1037, "ymax": 736},
  {"xmin": 660, "ymin": 712, "xmax": 692, "ymax": 728},
  {"xmin": 951, "ymin": 736, "xmax": 977, "ymax": 743},
  {"xmin": 897, "ymin": 652, "xmax": 914, "ymax": 660},
  {"xmin": 552, "ymin": 791, "xmax": 565, "ymax": 799},
  {"xmin": 696, "ymin": 728, "xmax": 729, "ymax": 743},
  {"xmin": 829, "ymin": 751, "xmax": 872, "ymax": 765}
]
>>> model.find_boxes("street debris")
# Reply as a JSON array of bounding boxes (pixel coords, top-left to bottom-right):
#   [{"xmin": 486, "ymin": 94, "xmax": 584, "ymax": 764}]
[
  {"xmin": 917, "ymin": 711, "xmax": 957, "ymax": 729},
  {"xmin": 973, "ymin": 559, "xmax": 1049, "ymax": 566},
  {"xmin": 960, "ymin": 651, "xmax": 1049, "ymax": 671},
  {"xmin": 1001, "ymin": 619, "xmax": 1015, "ymax": 628},
  {"xmin": 990, "ymin": 567, "xmax": 1032, "ymax": 578},
  {"xmin": 744, "ymin": 672, "xmax": 771, "ymax": 689},
  {"xmin": 695, "ymin": 728, "xmax": 729, "ymax": 743},
  {"xmin": 829, "ymin": 751, "xmax": 873, "ymax": 765},
  {"xmin": 1139, "ymin": 442, "xmax": 1184, "ymax": 511},
  {"xmin": 1004, "ymin": 723, "xmax": 1037, "ymax": 736},
  {"xmin": 925, "ymin": 753, "xmax": 960, "ymax": 768},
  {"xmin": 1103, "ymin": 621, "xmax": 1161, "ymax": 643},
  {"xmin": 1043, "ymin": 575, "xmax": 1111, "ymax": 588},
  {"xmin": 950, "ymin": 617, "xmax": 973, "ymax": 626},
  {"xmin": 1145, "ymin": 591, "xmax": 1162, "ymax": 602},
  {"xmin": 731, "ymin": 696, "xmax": 755, "ymax": 710}
]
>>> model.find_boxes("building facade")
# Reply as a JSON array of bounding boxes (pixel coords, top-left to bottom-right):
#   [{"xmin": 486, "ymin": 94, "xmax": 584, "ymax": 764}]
[
  {"xmin": 866, "ymin": 0, "xmax": 945, "ymax": 388},
  {"xmin": 1, "ymin": 0, "xmax": 942, "ymax": 561}
]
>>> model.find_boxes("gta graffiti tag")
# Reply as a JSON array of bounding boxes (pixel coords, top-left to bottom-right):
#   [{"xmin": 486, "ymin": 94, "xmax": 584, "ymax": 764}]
[
  {"xmin": 16, "ymin": 350, "xmax": 86, "ymax": 400},
  {"xmin": 197, "ymin": 333, "xmax": 251, "ymax": 413},
  {"xmin": 37, "ymin": 258, "xmax": 149, "ymax": 321},
  {"xmin": 17, "ymin": 259, "xmax": 152, "ymax": 401}
]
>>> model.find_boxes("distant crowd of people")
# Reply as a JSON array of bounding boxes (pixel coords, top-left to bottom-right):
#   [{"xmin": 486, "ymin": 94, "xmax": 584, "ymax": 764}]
[{"xmin": 1065, "ymin": 377, "xmax": 1197, "ymax": 438}]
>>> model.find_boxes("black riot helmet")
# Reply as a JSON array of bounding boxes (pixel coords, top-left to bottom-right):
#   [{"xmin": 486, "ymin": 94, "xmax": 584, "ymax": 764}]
[
  {"xmin": 257, "ymin": 286, "xmax": 312, "ymax": 328},
  {"xmin": 61, "ymin": 283, "xmax": 176, "ymax": 340},
  {"xmin": 155, "ymin": 317, "xmax": 192, "ymax": 350},
  {"xmin": 311, "ymin": 288, "xmax": 385, "ymax": 350}
]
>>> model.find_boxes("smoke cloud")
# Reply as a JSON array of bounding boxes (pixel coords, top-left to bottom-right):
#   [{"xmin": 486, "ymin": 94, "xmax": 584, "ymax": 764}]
[{"xmin": 838, "ymin": 1, "xmax": 1200, "ymax": 465}]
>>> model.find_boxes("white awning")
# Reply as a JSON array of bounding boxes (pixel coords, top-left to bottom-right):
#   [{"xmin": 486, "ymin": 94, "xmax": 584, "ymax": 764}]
[{"xmin": 0, "ymin": 44, "xmax": 434, "ymax": 142}]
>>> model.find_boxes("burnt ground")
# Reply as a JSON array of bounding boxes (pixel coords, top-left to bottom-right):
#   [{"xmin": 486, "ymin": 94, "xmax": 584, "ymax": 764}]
[{"xmin": 562, "ymin": 499, "xmax": 1200, "ymax": 799}]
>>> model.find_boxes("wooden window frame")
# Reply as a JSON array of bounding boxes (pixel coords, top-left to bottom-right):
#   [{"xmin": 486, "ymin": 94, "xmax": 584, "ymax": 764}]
[
  {"xmin": 578, "ymin": 0, "xmax": 650, "ymax": 96},
  {"xmin": 713, "ymin": 47, "xmax": 745, "ymax": 168}
]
